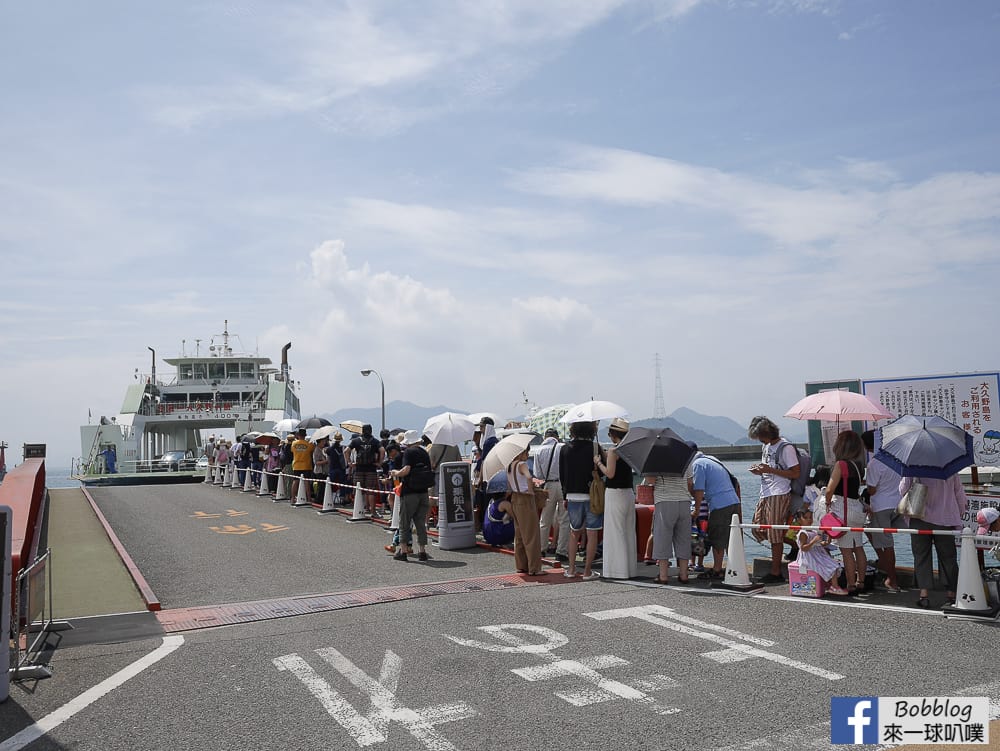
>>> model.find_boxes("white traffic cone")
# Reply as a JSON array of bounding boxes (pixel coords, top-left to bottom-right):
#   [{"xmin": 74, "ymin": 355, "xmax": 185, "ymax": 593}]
[
  {"xmin": 714, "ymin": 513, "xmax": 764, "ymax": 594},
  {"xmin": 203, "ymin": 464, "xmax": 212, "ymax": 483},
  {"xmin": 229, "ymin": 465, "xmax": 241, "ymax": 489},
  {"xmin": 346, "ymin": 482, "xmax": 369, "ymax": 522},
  {"xmin": 257, "ymin": 470, "xmax": 271, "ymax": 497},
  {"xmin": 213, "ymin": 464, "xmax": 223, "ymax": 485},
  {"xmin": 242, "ymin": 467, "xmax": 254, "ymax": 492},
  {"xmin": 223, "ymin": 464, "xmax": 233, "ymax": 487},
  {"xmin": 943, "ymin": 528, "xmax": 1000, "ymax": 620},
  {"xmin": 292, "ymin": 474, "xmax": 311, "ymax": 507},
  {"xmin": 389, "ymin": 492, "xmax": 401, "ymax": 531},
  {"xmin": 273, "ymin": 471, "xmax": 290, "ymax": 502},
  {"xmin": 318, "ymin": 479, "xmax": 338, "ymax": 514}
]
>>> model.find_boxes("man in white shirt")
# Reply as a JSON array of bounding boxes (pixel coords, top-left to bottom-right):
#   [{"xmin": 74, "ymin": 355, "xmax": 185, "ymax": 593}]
[
  {"xmin": 862, "ymin": 430, "xmax": 903, "ymax": 591},
  {"xmin": 748, "ymin": 416, "xmax": 800, "ymax": 584},
  {"xmin": 532, "ymin": 429, "xmax": 569, "ymax": 560}
]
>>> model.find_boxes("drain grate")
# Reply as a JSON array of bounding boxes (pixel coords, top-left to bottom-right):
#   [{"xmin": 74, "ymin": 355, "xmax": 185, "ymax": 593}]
[{"xmin": 156, "ymin": 570, "xmax": 573, "ymax": 632}]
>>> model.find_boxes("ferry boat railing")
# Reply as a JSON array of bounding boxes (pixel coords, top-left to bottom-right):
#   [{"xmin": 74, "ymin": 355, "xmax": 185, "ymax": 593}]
[{"xmin": 9, "ymin": 548, "xmax": 71, "ymax": 681}]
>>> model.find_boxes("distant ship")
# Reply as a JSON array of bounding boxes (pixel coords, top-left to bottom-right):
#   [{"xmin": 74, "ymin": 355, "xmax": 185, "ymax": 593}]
[{"xmin": 74, "ymin": 322, "xmax": 301, "ymax": 485}]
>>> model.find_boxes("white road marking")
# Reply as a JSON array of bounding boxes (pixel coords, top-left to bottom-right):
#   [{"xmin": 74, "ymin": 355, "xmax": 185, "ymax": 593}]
[
  {"xmin": 585, "ymin": 605, "xmax": 844, "ymax": 681},
  {"xmin": 275, "ymin": 647, "xmax": 476, "ymax": 750},
  {"xmin": 0, "ymin": 635, "xmax": 184, "ymax": 751},
  {"xmin": 701, "ymin": 648, "xmax": 756, "ymax": 663},
  {"xmin": 273, "ymin": 653, "xmax": 384, "ymax": 747},
  {"xmin": 444, "ymin": 623, "xmax": 680, "ymax": 715}
]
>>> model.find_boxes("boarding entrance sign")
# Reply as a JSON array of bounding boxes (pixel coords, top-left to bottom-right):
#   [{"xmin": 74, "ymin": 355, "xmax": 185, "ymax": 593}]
[{"xmin": 437, "ymin": 462, "xmax": 476, "ymax": 550}]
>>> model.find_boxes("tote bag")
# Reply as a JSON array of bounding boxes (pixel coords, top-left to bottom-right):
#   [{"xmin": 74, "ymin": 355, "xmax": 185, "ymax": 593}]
[{"xmin": 589, "ymin": 442, "xmax": 606, "ymax": 514}]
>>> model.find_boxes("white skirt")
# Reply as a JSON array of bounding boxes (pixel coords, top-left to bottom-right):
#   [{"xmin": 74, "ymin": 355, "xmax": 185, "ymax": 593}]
[{"xmin": 602, "ymin": 487, "xmax": 637, "ymax": 579}]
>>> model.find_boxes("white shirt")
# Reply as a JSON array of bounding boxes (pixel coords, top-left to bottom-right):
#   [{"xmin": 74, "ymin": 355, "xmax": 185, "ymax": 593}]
[
  {"xmin": 865, "ymin": 455, "xmax": 902, "ymax": 513},
  {"xmin": 532, "ymin": 438, "xmax": 562, "ymax": 482},
  {"xmin": 760, "ymin": 440, "xmax": 796, "ymax": 497}
]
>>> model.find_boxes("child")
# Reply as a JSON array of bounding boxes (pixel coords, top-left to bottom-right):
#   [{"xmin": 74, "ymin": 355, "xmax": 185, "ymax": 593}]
[
  {"xmin": 482, "ymin": 497, "xmax": 515, "ymax": 547},
  {"xmin": 793, "ymin": 506, "xmax": 849, "ymax": 596}
]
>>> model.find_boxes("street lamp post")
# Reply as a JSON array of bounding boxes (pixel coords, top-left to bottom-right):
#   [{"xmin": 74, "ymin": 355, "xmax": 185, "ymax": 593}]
[{"xmin": 360, "ymin": 369, "xmax": 385, "ymax": 433}]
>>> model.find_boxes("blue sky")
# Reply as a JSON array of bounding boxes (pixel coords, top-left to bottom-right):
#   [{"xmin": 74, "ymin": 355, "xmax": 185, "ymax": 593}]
[{"xmin": 2, "ymin": 1, "xmax": 999, "ymax": 466}]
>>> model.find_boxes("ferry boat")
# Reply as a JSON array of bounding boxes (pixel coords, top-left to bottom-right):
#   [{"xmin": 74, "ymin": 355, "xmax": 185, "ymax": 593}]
[{"xmin": 73, "ymin": 322, "xmax": 301, "ymax": 485}]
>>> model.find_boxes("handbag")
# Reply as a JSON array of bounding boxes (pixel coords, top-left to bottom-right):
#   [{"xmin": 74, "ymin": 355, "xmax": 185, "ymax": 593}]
[
  {"xmin": 820, "ymin": 461, "xmax": 850, "ymax": 539},
  {"xmin": 589, "ymin": 442, "xmax": 606, "ymax": 514},
  {"xmin": 897, "ymin": 480, "xmax": 928, "ymax": 519},
  {"xmin": 533, "ymin": 484, "xmax": 549, "ymax": 512}
]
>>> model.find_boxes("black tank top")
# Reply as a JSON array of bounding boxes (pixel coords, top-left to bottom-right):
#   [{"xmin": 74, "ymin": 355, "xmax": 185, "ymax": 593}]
[
  {"xmin": 604, "ymin": 448, "xmax": 634, "ymax": 490},
  {"xmin": 838, "ymin": 460, "xmax": 862, "ymax": 499}
]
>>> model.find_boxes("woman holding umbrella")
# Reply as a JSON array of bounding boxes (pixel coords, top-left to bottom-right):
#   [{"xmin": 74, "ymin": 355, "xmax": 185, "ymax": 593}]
[
  {"xmin": 560, "ymin": 421, "xmax": 604, "ymax": 580},
  {"xmin": 595, "ymin": 418, "xmax": 636, "ymax": 580},
  {"xmin": 506, "ymin": 447, "xmax": 544, "ymax": 576},
  {"xmin": 824, "ymin": 431, "xmax": 868, "ymax": 595},
  {"xmin": 901, "ymin": 474, "xmax": 967, "ymax": 608}
]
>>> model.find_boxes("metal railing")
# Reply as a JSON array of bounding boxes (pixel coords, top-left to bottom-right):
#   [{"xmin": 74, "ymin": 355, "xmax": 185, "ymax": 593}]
[{"xmin": 9, "ymin": 548, "xmax": 70, "ymax": 681}]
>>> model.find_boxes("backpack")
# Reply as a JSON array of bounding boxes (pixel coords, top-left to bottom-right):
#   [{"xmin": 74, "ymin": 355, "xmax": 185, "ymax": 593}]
[
  {"xmin": 280, "ymin": 442, "xmax": 293, "ymax": 466},
  {"xmin": 355, "ymin": 437, "xmax": 379, "ymax": 467},
  {"xmin": 775, "ymin": 439, "xmax": 811, "ymax": 498},
  {"xmin": 706, "ymin": 456, "xmax": 741, "ymax": 499},
  {"xmin": 406, "ymin": 461, "xmax": 436, "ymax": 491}
]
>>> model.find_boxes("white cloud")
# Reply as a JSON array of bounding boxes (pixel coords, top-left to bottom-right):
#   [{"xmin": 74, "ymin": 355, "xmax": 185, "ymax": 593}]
[
  {"xmin": 138, "ymin": 0, "xmax": 699, "ymax": 130},
  {"xmin": 510, "ymin": 145, "xmax": 1000, "ymax": 292}
]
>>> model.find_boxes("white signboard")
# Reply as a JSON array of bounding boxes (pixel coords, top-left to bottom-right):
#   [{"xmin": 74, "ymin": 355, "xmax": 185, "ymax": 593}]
[{"xmin": 861, "ymin": 372, "xmax": 1000, "ymax": 467}]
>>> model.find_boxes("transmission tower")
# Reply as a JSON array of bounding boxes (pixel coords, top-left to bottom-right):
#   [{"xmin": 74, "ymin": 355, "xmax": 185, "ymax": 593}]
[{"xmin": 653, "ymin": 353, "xmax": 666, "ymax": 419}]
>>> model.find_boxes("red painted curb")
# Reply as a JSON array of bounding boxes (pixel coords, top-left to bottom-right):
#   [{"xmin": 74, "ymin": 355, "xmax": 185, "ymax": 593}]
[{"xmin": 80, "ymin": 486, "xmax": 162, "ymax": 612}]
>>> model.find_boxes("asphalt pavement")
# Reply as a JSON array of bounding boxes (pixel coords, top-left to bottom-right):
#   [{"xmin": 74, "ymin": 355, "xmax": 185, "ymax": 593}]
[{"xmin": 2, "ymin": 483, "xmax": 999, "ymax": 751}]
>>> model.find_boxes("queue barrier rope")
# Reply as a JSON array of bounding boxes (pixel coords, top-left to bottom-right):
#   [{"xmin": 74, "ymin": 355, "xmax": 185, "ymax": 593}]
[
  {"xmin": 740, "ymin": 522, "xmax": 999, "ymax": 544},
  {"xmin": 207, "ymin": 466, "xmax": 444, "ymax": 503}
]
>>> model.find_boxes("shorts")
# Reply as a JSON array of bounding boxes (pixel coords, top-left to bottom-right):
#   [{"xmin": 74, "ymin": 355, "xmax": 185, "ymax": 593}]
[
  {"xmin": 707, "ymin": 504, "xmax": 740, "ymax": 551},
  {"xmin": 567, "ymin": 500, "xmax": 603, "ymax": 531},
  {"xmin": 355, "ymin": 470, "xmax": 380, "ymax": 493},
  {"xmin": 292, "ymin": 469, "xmax": 312, "ymax": 477},
  {"xmin": 867, "ymin": 507, "xmax": 905, "ymax": 549},
  {"xmin": 752, "ymin": 494, "xmax": 791, "ymax": 545}
]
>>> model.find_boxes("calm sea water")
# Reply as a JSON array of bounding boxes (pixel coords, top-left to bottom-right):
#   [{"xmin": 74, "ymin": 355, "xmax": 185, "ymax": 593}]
[
  {"xmin": 33, "ymin": 461, "xmax": 918, "ymax": 567},
  {"xmin": 727, "ymin": 459, "xmax": 916, "ymax": 569}
]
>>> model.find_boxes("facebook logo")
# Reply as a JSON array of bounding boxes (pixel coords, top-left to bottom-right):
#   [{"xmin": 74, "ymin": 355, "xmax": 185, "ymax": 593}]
[{"xmin": 831, "ymin": 697, "xmax": 879, "ymax": 744}]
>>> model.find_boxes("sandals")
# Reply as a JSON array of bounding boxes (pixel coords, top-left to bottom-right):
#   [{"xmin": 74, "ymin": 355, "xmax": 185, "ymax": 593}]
[{"xmin": 652, "ymin": 577, "xmax": 670, "ymax": 585}]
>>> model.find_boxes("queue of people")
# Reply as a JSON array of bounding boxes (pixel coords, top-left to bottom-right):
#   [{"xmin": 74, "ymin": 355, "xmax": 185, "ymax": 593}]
[{"xmin": 200, "ymin": 414, "xmax": 997, "ymax": 610}]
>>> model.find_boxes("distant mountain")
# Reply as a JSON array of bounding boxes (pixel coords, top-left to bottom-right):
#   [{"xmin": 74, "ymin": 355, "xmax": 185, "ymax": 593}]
[
  {"xmin": 669, "ymin": 407, "xmax": 756, "ymax": 445},
  {"xmin": 630, "ymin": 418, "xmax": 727, "ymax": 447},
  {"xmin": 321, "ymin": 401, "xmax": 469, "ymax": 433}
]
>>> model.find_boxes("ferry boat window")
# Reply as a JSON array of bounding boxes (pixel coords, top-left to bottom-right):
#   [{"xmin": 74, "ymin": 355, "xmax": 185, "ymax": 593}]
[
  {"xmin": 179, "ymin": 364, "xmax": 194, "ymax": 381},
  {"xmin": 192, "ymin": 363, "xmax": 207, "ymax": 380},
  {"xmin": 240, "ymin": 362, "xmax": 255, "ymax": 379},
  {"xmin": 225, "ymin": 363, "xmax": 241, "ymax": 379},
  {"xmin": 209, "ymin": 362, "xmax": 225, "ymax": 380}
]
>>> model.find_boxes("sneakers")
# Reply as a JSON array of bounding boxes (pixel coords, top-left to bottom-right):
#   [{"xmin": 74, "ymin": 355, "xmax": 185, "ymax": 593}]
[
  {"xmin": 393, "ymin": 552, "xmax": 407, "ymax": 562},
  {"xmin": 384, "ymin": 544, "xmax": 396, "ymax": 553},
  {"xmin": 759, "ymin": 573, "xmax": 785, "ymax": 584},
  {"xmin": 417, "ymin": 551, "xmax": 430, "ymax": 562},
  {"xmin": 554, "ymin": 553, "xmax": 569, "ymax": 563},
  {"xmin": 581, "ymin": 572, "xmax": 601, "ymax": 581}
]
